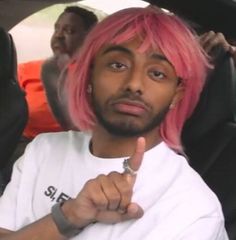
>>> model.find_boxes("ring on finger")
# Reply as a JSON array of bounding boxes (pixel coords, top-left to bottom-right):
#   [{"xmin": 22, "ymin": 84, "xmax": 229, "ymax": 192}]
[{"xmin": 123, "ymin": 159, "xmax": 137, "ymax": 176}]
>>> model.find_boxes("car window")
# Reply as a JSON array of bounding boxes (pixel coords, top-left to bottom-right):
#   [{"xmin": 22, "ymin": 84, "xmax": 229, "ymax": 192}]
[{"xmin": 9, "ymin": 0, "xmax": 149, "ymax": 63}]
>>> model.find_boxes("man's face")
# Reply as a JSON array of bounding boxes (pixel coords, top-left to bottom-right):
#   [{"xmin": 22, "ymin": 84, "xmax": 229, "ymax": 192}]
[
  {"xmin": 90, "ymin": 38, "xmax": 183, "ymax": 137},
  {"xmin": 51, "ymin": 12, "xmax": 86, "ymax": 57}
]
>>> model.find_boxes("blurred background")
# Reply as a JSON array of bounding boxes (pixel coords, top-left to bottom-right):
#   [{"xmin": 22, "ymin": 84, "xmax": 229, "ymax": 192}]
[{"xmin": 9, "ymin": 0, "xmax": 149, "ymax": 63}]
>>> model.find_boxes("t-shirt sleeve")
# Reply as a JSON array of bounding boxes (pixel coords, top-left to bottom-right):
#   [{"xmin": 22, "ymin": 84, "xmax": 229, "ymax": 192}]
[
  {"xmin": 140, "ymin": 213, "xmax": 228, "ymax": 240},
  {"xmin": 0, "ymin": 135, "xmax": 44, "ymax": 231},
  {"xmin": 0, "ymin": 156, "xmax": 24, "ymax": 230},
  {"xmin": 176, "ymin": 217, "xmax": 229, "ymax": 240}
]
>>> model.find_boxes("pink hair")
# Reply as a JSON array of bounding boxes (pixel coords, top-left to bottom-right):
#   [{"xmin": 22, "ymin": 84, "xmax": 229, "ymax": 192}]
[{"xmin": 66, "ymin": 6, "xmax": 209, "ymax": 152}]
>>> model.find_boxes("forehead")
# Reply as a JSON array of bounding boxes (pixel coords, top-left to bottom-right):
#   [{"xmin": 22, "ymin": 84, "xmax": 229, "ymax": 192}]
[
  {"xmin": 98, "ymin": 37, "xmax": 166, "ymax": 60},
  {"xmin": 94, "ymin": 37, "xmax": 175, "ymax": 72},
  {"xmin": 55, "ymin": 12, "xmax": 85, "ymax": 29}
]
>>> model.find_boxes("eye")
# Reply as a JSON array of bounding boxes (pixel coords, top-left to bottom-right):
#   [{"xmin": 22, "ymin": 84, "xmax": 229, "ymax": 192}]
[
  {"xmin": 108, "ymin": 61, "xmax": 127, "ymax": 71},
  {"xmin": 65, "ymin": 27, "xmax": 75, "ymax": 35},
  {"xmin": 148, "ymin": 69, "xmax": 167, "ymax": 81},
  {"xmin": 54, "ymin": 25, "xmax": 60, "ymax": 33}
]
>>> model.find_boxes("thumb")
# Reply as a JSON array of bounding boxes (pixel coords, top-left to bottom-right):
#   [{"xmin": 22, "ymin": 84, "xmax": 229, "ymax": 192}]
[{"xmin": 123, "ymin": 137, "xmax": 146, "ymax": 181}]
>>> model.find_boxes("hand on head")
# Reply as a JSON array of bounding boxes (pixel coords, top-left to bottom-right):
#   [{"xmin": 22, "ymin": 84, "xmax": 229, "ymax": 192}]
[
  {"xmin": 62, "ymin": 137, "xmax": 146, "ymax": 228},
  {"xmin": 199, "ymin": 31, "xmax": 236, "ymax": 66},
  {"xmin": 199, "ymin": 31, "xmax": 230, "ymax": 54}
]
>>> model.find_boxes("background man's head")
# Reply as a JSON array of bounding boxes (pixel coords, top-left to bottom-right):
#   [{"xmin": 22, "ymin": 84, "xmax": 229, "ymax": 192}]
[
  {"xmin": 50, "ymin": 6, "xmax": 98, "ymax": 57},
  {"xmin": 66, "ymin": 6, "xmax": 210, "ymax": 151}
]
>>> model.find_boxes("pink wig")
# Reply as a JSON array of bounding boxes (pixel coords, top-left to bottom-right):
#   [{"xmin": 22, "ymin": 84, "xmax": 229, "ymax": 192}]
[{"xmin": 66, "ymin": 6, "xmax": 209, "ymax": 152}]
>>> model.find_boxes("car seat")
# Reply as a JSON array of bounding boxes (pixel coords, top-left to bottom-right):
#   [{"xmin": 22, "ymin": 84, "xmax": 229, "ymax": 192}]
[
  {"xmin": 182, "ymin": 49, "xmax": 236, "ymax": 239},
  {"xmin": 0, "ymin": 27, "xmax": 28, "ymax": 193}
]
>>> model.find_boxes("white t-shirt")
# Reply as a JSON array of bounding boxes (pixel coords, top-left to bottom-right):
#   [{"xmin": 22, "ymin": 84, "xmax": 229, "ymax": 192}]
[{"xmin": 0, "ymin": 131, "xmax": 228, "ymax": 239}]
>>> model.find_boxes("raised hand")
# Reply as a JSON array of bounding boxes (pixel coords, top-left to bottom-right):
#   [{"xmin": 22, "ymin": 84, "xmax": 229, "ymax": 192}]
[
  {"xmin": 199, "ymin": 30, "xmax": 236, "ymax": 67},
  {"xmin": 199, "ymin": 31, "xmax": 230, "ymax": 54},
  {"xmin": 61, "ymin": 137, "xmax": 146, "ymax": 229}
]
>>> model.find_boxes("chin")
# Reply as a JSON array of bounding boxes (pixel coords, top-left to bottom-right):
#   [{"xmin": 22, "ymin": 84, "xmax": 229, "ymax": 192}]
[{"xmin": 102, "ymin": 120, "xmax": 153, "ymax": 137}]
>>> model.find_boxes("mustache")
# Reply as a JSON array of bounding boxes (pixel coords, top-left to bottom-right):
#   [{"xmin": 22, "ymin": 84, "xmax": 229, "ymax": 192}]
[
  {"xmin": 110, "ymin": 92, "xmax": 145, "ymax": 101},
  {"xmin": 108, "ymin": 92, "xmax": 151, "ymax": 110},
  {"xmin": 51, "ymin": 39, "xmax": 65, "ymax": 46}
]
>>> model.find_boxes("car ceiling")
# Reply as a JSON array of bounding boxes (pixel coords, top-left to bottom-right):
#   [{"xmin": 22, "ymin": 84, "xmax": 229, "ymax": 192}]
[
  {"xmin": 0, "ymin": 0, "xmax": 76, "ymax": 31},
  {"xmin": 0, "ymin": 0, "xmax": 236, "ymax": 39},
  {"xmin": 151, "ymin": 0, "xmax": 236, "ymax": 39}
]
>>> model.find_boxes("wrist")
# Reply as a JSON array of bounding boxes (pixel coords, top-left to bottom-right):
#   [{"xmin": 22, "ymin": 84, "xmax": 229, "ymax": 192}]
[
  {"xmin": 51, "ymin": 201, "xmax": 84, "ymax": 238},
  {"xmin": 61, "ymin": 199, "xmax": 93, "ymax": 228}
]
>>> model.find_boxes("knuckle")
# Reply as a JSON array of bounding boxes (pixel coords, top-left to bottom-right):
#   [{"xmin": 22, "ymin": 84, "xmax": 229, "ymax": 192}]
[
  {"xmin": 96, "ymin": 174, "xmax": 106, "ymax": 181},
  {"xmin": 83, "ymin": 179, "xmax": 99, "ymax": 194},
  {"xmin": 216, "ymin": 32, "xmax": 224, "ymax": 39},
  {"xmin": 84, "ymin": 179, "xmax": 95, "ymax": 188},
  {"xmin": 209, "ymin": 30, "xmax": 215, "ymax": 35},
  {"xmin": 108, "ymin": 171, "xmax": 120, "ymax": 178}
]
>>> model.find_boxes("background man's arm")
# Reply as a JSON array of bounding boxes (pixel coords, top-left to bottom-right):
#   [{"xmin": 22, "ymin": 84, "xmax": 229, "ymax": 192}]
[{"xmin": 0, "ymin": 215, "xmax": 66, "ymax": 240}]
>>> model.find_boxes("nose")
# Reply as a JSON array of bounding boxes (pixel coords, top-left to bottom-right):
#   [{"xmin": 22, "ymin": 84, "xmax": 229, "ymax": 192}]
[
  {"xmin": 53, "ymin": 28, "xmax": 64, "ymax": 39},
  {"xmin": 123, "ymin": 67, "xmax": 145, "ymax": 95}
]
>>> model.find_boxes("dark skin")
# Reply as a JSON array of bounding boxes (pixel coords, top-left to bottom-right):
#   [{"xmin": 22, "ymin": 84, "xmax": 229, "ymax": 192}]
[
  {"xmin": 41, "ymin": 11, "xmax": 89, "ymax": 129},
  {"xmin": 50, "ymin": 11, "xmax": 87, "ymax": 58},
  {"xmin": 90, "ymin": 39, "xmax": 183, "ymax": 158},
  {"xmin": 49, "ymin": 11, "xmax": 88, "ymax": 70},
  {"xmin": 199, "ymin": 31, "xmax": 236, "ymax": 67},
  {"xmin": 0, "ymin": 138, "xmax": 145, "ymax": 240},
  {"xmin": 0, "ymin": 38, "xmax": 184, "ymax": 239}
]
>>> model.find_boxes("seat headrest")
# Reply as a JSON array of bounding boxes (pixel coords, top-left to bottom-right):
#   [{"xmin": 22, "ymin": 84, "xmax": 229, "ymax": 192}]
[
  {"xmin": 182, "ymin": 52, "xmax": 236, "ymax": 143},
  {"xmin": 0, "ymin": 27, "xmax": 16, "ymax": 85}
]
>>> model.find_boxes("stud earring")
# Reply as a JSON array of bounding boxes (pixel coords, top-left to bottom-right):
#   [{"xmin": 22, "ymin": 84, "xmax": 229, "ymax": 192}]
[
  {"xmin": 87, "ymin": 84, "xmax": 92, "ymax": 94},
  {"xmin": 169, "ymin": 103, "xmax": 175, "ymax": 109}
]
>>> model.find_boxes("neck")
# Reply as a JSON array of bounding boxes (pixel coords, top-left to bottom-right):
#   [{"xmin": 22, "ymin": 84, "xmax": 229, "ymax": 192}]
[{"xmin": 90, "ymin": 125, "xmax": 162, "ymax": 158}]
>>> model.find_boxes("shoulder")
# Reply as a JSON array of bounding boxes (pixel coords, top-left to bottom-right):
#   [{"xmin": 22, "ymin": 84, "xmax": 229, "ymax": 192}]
[
  {"xmin": 18, "ymin": 59, "xmax": 45, "ymax": 80},
  {"xmin": 164, "ymin": 143, "xmax": 224, "ymax": 217},
  {"xmin": 143, "ymin": 142, "xmax": 223, "ymax": 213},
  {"xmin": 19, "ymin": 130, "xmax": 91, "ymax": 171},
  {"xmin": 30, "ymin": 130, "xmax": 90, "ymax": 150},
  {"xmin": 18, "ymin": 59, "xmax": 44, "ymax": 71},
  {"xmin": 25, "ymin": 131, "xmax": 91, "ymax": 158}
]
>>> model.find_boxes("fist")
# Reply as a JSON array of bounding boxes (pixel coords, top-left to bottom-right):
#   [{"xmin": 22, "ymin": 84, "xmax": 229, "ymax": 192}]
[{"xmin": 61, "ymin": 137, "xmax": 146, "ymax": 229}]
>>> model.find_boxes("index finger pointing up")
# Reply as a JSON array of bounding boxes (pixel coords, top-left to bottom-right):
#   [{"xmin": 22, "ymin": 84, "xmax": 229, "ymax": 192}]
[{"xmin": 124, "ymin": 137, "xmax": 146, "ymax": 174}]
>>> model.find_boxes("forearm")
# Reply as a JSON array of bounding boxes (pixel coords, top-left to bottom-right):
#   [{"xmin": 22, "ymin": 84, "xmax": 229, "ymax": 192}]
[
  {"xmin": 0, "ymin": 163, "xmax": 144, "ymax": 240},
  {"xmin": 0, "ymin": 199, "xmax": 91, "ymax": 240},
  {"xmin": 0, "ymin": 215, "xmax": 66, "ymax": 240}
]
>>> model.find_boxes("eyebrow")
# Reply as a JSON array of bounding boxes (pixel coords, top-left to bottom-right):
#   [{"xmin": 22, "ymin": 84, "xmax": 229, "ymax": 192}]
[
  {"xmin": 149, "ymin": 53, "xmax": 172, "ymax": 66},
  {"xmin": 102, "ymin": 45, "xmax": 132, "ymax": 56}
]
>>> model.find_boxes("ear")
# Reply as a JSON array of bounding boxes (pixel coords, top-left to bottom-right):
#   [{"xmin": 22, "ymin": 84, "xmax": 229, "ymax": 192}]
[{"xmin": 170, "ymin": 84, "xmax": 185, "ymax": 109}]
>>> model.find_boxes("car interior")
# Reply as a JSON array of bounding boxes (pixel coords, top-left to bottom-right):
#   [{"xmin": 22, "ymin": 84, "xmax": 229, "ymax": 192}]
[
  {"xmin": 0, "ymin": 26, "xmax": 28, "ymax": 192},
  {"xmin": 0, "ymin": 0, "xmax": 236, "ymax": 239}
]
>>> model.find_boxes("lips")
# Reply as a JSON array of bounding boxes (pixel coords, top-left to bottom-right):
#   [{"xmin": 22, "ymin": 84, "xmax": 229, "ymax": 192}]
[
  {"xmin": 52, "ymin": 44, "xmax": 65, "ymax": 51},
  {"xmin": 112, "ymin": 99, "xmax": 149, "ymax": 116},
  {"xmin": 51, "ymin": 41, "xmax": 66, "ymax": 52}
]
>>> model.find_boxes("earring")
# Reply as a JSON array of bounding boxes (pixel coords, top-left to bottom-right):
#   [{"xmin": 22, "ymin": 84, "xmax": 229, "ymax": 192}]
[
  {"xmin": 87, "ymin": 84, "xmax": 92, "ymax": 94},
  {"xmin": 169, "ymin": 103, "xmax": 175, "ymax": 109}
]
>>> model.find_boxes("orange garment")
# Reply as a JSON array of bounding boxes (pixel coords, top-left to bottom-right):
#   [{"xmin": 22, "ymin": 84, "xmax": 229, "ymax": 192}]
[{"xmin": 18, "ymin": 60, "xmax": 63, "ymax": 139}]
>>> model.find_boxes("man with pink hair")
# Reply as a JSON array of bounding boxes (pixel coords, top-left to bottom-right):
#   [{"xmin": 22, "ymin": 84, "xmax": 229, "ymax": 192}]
[{"xmin": 0, "ymin": 6, "xmax": 228, "ymax": 240}]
